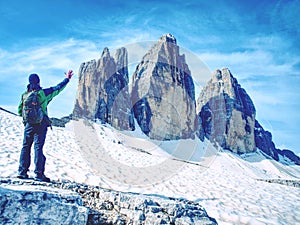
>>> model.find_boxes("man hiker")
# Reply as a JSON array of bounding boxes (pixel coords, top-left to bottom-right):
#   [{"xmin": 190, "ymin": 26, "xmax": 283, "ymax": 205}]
[{"xmin": 17, "ymin": 70, "xmax": 74, "ymax": 182}]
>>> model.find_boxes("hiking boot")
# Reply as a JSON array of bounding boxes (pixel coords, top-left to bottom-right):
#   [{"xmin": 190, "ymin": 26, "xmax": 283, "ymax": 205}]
[
  {"xmin": 17, "ymin": 172, "xmax": 29, "ymax": 179},
  {"xmin": 34, "ymin": 173, "xmax": 50, "ymax": 182}
]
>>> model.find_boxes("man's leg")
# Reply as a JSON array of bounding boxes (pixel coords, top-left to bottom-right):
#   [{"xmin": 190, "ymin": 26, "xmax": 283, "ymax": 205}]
[
  {"xmin": 33, "ymin": 123, "xmax": 50, "ymax": 182},
  {"xmin": 18, "ymin": 124, "xmax": 34, "ymax": 178}
]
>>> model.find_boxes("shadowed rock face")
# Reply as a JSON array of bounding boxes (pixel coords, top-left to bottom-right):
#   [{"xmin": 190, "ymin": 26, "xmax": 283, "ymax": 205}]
[
  {"xmin": 197, "ymin": 68, "xmax": 256, "ymax": 153},
  {"xmin": 196, "ymin": 68, "xmax": 300, "ymax": 162},
  {"xmin": 73, "ymin": 47, "xmax": 134, "ymax": 131},
  {"xmin": 255, "ymin": 120, "xmax": 300, "ymax": 165},
  {"xmin": 131, "ymin": 34, "xmax": 197, "ymax": 140}
]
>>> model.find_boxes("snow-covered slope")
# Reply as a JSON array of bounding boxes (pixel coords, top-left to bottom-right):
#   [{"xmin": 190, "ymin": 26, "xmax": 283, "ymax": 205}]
[{"xmin": 0, "ymin": 109, "xmax": 299, "ymax": 225}]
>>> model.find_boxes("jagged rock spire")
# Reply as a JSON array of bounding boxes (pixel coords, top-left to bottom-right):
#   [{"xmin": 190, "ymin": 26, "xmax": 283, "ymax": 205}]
[
  {"xmin": 73, "ymin": 47, "xmax": 134, "ymax": 131},
  {"xmin": 131, "ymin": 34, "xmax": 196, "ymax": 140},
  {"xmin": 196, "ymin": 68, "xmax": 256, "ymax": 153}
]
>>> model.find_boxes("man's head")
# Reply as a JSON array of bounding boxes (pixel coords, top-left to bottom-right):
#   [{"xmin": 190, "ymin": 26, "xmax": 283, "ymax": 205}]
[{"xmin": 28, "ymin": 74, "xmax": 40, "ymax": 85}]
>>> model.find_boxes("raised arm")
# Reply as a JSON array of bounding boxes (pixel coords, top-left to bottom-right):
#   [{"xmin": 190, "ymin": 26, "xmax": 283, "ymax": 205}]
[{"xmin": 43, "ymin": 70, "xmax": 74, "ymax": 103}]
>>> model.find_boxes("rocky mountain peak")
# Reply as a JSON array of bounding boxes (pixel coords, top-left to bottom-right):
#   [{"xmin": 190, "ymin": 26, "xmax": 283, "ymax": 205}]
[
  {"xmin": 101, "ymin": 47, "xmax": 110, "ymax": 57},
  {"xmin": 210, "ymin": 68, "xmax": 245, "ymax": 100},
  {"xmin": 197, "ymin": 67, "xmax": 300, "ymax": 162},
  {"xmin": 73, "ymin": 47, "xmax": 134, "ymax": 130},
  {"xmin": 131, "ymin": 34, "xmax": 196, "ymax": 140},
  {"xmin": 159, "ymin": 33, "xmax": 177, "ymax": 44},
  {"xmin": 197, "ymin": 68, "xmax": 256, "ymax": 153},
  {"xmin": 115, "ymin": 47, "xmax": 129, "ymax": 83}
]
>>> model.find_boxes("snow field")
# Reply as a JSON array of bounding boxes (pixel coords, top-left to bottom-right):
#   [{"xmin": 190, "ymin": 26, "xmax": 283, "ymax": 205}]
[{"xmin": 1, "ymin": 110, "xmax": 299, "ymax": 225}]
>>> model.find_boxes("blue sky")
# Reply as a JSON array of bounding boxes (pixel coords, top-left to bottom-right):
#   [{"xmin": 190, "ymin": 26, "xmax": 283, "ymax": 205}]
[{"xmin": 0, "ymin": 0, "xmax": 299, "ymax": 154}]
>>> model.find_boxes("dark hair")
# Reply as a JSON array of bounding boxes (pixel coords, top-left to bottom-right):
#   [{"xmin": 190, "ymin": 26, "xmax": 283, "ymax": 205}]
[{"xmin": 28, "ymin": 73, "xmax": 40, "ymax": 84}]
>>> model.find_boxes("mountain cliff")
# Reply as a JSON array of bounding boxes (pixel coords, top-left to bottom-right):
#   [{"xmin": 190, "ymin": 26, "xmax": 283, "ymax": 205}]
[
  {"xmin": 131, "ymin": 34, "xmax": 197, "ymax": 140},
  {"xmin": 196, "ymin": 68, "xmax": 256, "ymax": 154},
  {"xmin": 255, "ymin": 120, "xmax": 300, "ymax": 165},
  {"xmin": 73, "ymin": 47, "xmax": 134, "ymax": 130},
  {"xmin": 196, "ymin": 68, "xmax": 299, "ymax": 163}
]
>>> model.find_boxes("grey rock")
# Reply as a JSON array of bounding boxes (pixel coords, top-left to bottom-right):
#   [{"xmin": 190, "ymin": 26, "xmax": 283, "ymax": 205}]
[
  {"xmin": 0, "ymin": 178, "xmax": 218, "ymax": 225},
  {"xmin": 254, "ymin": 120, "xmax": 277, "ymax": 159},
  {"xmin": 196, "ymin": 68, "xmax": 300, "ymax": 162},
  {"xmin": 197, "ymin": 68, "xmax": 256, "ymax": 153},
  {"xmin": 257, "ymin": 179, "xmax": 300, "ymax": 187},
  {"xmin": 50, "ymin": 115, "xmax": 72, "ymax": 127},
  {"xmin": 73, "ymin": 47, "xmax": 134, "ymax": 131},
  {"xmin": 131, "ymin": 34, "xmax": 197, "ymax": 140},
  {"xmin": 0, "ymin": 183, "xmax": 88, "ymax": 225},
  {"xmin": 255, "ymin": 120, "xmax": 300, "ymax": 165}
]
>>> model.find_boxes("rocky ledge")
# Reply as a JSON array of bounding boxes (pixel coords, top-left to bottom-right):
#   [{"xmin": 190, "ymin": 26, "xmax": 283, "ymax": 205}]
[
  {"xmin": 257, "ymin": 179, "xmax": 300, "ymax": 188},
  {"xmin": 0, "ymin": 178, "xmax": 217, "ymax": 225}
]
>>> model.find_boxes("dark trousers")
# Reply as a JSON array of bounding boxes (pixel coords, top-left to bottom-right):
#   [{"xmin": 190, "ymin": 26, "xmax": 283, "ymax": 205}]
[{"xmin": 18, "ymin": 119, "xmax": 48, "ymax": 175}]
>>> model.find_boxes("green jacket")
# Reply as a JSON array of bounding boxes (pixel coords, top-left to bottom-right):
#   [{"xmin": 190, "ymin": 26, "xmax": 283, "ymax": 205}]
[{"xmin": 18, "ymin": 78, "xmax": 69, "ymax": 117}]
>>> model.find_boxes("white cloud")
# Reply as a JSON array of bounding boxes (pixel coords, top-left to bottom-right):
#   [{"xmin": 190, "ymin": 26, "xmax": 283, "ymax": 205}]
[
  {"xmin": 0, "ymin": 39, "xmax": 99, "ymax": 80},
  {"xmin": 197, "ymin": 50, "xmax": 297, "ymax": 79},
  {"xmin": 0, "ymin": 38, "xmax": 101, "ymax": 117}
]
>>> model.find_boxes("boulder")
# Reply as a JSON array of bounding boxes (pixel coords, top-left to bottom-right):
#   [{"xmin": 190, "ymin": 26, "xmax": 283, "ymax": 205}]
[
  {"xmin": 0, "ymin": 183, "xmax": 87, "ymax": 225},
  {"xmin": 0, "ymin": 178, "xmax": 218, "ymax": 225}
]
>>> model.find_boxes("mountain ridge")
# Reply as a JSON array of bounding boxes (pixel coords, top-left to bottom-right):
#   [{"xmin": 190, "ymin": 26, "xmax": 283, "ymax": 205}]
[{"xmin": 72, "ymin": 34, "xmax": 299, "ymax": 166}]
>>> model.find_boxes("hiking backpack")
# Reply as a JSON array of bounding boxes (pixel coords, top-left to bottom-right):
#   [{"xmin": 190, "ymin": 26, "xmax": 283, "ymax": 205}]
[{"xmin": 22, "ymin": 91, "xmax": 44, "ymax": 124}]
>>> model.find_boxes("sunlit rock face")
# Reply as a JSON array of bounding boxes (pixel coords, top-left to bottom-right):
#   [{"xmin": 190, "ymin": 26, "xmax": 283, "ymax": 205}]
[
  {"xmin": 197, "ymin": 68, "xmax": 256, "ymax": 153},
  {"xmin": 73, "ymin": 47, "xmax": 134, "ymax": 131},
  {"xmin": 131, "ymin": 34, "xmax": 197, "ymax": 140}
]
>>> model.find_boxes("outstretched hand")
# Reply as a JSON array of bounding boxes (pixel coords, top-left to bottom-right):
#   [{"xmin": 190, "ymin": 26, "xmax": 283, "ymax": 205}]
[{"xmin": 65, "ymin": 70, "xmax": 74, "ymax": 79}]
